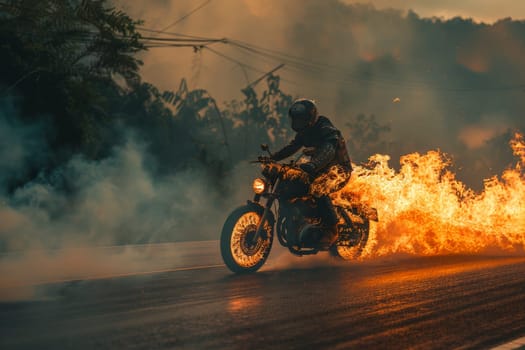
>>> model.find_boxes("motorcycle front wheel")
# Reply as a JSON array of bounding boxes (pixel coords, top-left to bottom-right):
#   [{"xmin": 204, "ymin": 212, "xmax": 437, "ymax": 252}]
[{"xmin": 220, "ymin": 205, "xmax": 273, "ymax": 273}]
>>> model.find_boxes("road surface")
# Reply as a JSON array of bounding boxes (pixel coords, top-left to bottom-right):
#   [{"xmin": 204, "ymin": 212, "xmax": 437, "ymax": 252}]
[{"xmin": 1, "ymin": 241, "xmax": 525, "ymax": 349}]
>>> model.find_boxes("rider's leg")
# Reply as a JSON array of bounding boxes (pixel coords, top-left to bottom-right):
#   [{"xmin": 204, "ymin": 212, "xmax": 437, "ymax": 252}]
[
  {"xmin": 310, "ymin": 165, "xmax": 351, "ymax": 246},
  {"xmin": 316, "ymin": 195, "xmax": 339, "ymax": 245},
  {"xmin": 317, "ymin": 195, "xmax": 338, "ymax": 226}
]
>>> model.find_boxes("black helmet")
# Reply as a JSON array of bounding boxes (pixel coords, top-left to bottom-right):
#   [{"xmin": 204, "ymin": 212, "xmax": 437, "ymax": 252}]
[{"xmin": 288, "ymin": 98, "xmax": 318, "ymax": 132}]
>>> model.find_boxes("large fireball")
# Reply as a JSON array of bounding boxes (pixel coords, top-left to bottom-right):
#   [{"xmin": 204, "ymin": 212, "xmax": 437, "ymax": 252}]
[{"xmin": 334, "ymin": 133, "xmax": 525, "ymax": 257}]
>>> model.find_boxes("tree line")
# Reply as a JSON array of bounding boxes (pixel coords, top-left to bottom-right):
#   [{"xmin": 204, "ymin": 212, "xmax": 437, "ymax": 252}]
[
  {"xmin": 1, "ymin": 1, "xmax": 292, "ymax": 188},
  {"xmin": 0, "ymin": 0, "xmax": 388, "ymax": 196}
]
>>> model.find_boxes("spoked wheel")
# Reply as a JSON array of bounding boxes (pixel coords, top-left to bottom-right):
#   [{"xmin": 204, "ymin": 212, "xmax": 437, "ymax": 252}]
[
  {"xmin": 220, "ymin": 205, "xmax": 273, "ymax": 273},
  {"xmin": 330, "ymin": 218, "xmax": 370, "ymax": 260}
]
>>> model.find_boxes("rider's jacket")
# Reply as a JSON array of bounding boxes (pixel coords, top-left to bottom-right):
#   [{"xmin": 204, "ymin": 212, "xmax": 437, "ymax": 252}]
[{"xmin": 272, "ymin": 116, "xmax": 352, "ymax": 175}]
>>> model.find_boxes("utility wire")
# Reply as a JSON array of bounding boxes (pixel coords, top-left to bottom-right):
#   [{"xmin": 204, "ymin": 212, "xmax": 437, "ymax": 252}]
[
  {"xmin": 158, "ymin": 0, "xmax": 213, "ymax": 33},
  {"xmin": 139, "ymin": 35, "xmax": 225, "ymax": 49},
  {"xmin": 1, "ymin": 3, "xmax": 518, "ymax": 91},
  {"xmin": 227, "ymin": 38, "xmax": 525, "ymax": 91},
  {"xmin": 137, "ymin": 29, "xmax": 413, "ymax": 83},
  {"xmin": 139, "ymin": 0, "xmax": 214, "ymax": 47},
  {"xmin": 142, "ymin": 30, "xmax": 403, "ymax": 84},
  {"xmin": 227, "ymin": 40, "xmax": 463, "ymax": 88},
  {"xmin": 204, "ymin": 47, "xmax": 303, "ymax": 87},
  {"xmin": 9, "ymin": 18, "xmax": 525, "ymax": 93},
  {"xmin": 141, "ymin": 34, "xmax": 525, "ymax": 92},
  {"xmin": 135, "ymin": 27, "xmax": 525, "ymax": 92},
  {"xmin": 137, "ymin": 27, "xmax": 215, "ymax": 40},
  {"xmin": 204, "ymin": 46, "xmax": 258, "ymax": 84},
  {"xmin": 139, "ymin": 36, "xmax": 225, "ymax": 43}
]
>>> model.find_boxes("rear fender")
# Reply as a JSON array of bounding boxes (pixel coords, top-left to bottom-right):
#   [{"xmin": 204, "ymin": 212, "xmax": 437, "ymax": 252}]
[
  {"xmin": 337, "ymin": 204, "xmax": 379, "ymax": 222},
  {"xmin": 361, "ymin": 206, "xmax": 379, "ymax": 222}
]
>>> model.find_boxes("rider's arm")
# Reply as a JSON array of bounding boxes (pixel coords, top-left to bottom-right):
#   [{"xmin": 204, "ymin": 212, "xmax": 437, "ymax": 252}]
[
  {"xmin": 271, "ymin": 135, "xmax": 302, "ymax": 161},
  {"xmin": 308, "ymin": 140, "xmax": 337, "ymax": 172},
  {"xmin": 302, "ymin": 124, "xmax": 340, "ymax": 174}
]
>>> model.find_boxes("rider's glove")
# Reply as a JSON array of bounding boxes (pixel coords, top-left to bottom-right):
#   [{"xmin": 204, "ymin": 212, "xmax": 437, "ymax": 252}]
[
  {"xmin": 258, "ymin": 156, "xmax": 272, "ymax": 163},
  {"xmin": 299, "ymin": 162, "xmax": 316, "ymax": 176},
  {"xmin": 303, "ymin": 147, "xmax": 316, "ymax": 156}
]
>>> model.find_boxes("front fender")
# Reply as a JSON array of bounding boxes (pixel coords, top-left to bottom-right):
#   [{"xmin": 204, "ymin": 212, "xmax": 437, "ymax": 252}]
[
  {"xmin": 245, "ymin": 200, "xmax": 276, "ymax": 229},
  {"xmin": 246, "ymin": 201, "xmax": 275, "ymax": 227}
]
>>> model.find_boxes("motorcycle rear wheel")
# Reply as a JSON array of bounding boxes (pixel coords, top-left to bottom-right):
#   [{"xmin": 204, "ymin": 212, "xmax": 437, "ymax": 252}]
[
  {"xmin": 220, "ymin": 205, "xmax": 273, "ymax": 273},
  {"xmin": 330, "ymin": 219, "xmax": 370, "ymax": 260}
]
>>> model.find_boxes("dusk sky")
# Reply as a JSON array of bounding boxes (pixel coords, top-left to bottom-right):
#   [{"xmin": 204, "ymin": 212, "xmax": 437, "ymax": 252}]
[{"xmin": 343, "ymin": 0, "xmax": 525, "ymax": 23}]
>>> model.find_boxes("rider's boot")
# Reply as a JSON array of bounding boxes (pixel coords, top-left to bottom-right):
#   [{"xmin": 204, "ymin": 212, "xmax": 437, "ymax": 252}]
[{"xmin": 316, "ymin": 195, "xmax": 339, "ymax": 247}]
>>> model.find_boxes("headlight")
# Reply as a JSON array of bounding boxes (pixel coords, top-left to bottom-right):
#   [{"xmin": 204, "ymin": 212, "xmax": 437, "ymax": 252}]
[{"xmin": 252, "ymin": 178, "xmax": 266, "ymax": 194}]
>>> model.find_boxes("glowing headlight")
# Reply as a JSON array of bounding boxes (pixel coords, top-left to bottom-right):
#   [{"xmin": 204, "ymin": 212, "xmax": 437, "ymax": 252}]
[{"xmin": 252, "ymin": 178, "xmax": 266, "ymax": 194}]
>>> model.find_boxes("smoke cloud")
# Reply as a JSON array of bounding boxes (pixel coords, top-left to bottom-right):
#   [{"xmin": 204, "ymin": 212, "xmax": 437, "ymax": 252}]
[
  {"xmin": 0, "ymin": 98, "xmax": 253, "ymax": 299},
  {"xmin": 0, "ymin": 138, "xmax": 231, "ymax": 250}
]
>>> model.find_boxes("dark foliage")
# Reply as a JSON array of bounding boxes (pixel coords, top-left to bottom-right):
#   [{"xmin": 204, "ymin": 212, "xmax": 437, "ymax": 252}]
[
  {"xmin": 0, "ymin": 0, "xmax": 294, "ymax": 195},
  {"xmin": 0, "ymin": 0, "xmax": 144, "ymax": 188}
]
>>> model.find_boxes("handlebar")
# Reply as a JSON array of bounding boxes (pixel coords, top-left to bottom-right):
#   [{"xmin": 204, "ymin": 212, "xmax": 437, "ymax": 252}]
[
  {"xmin": 249, "ymin": 157, "xmax": 296, "ymax": 168},
  {"xmin": 250, "ymin": 156, "xmax": 312, "ymax": 184}
]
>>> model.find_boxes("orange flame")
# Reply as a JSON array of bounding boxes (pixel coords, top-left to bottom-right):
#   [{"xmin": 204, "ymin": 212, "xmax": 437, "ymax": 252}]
[{"xmin": 334, "ymin": 132, "xmax": 525, "ymax": 257}]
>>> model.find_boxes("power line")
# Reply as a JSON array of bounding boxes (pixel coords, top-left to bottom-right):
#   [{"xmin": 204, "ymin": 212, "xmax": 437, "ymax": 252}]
[
  {"xmin": 226, "ymin": 38, "xmax": 525, "ymax": 91},
  {"xmin": 135, "ymin": 27, "xmax": 525, "ymax": 92},
  {"xmin": 246, "ymin": 64, "xmax": 285, "ymax": 89},
  {"xmin": 137, "ymin": 29, "xmax": 416, "ymax": 84},
  {"xmin": 137, "ymin": 27, "xmax": 218, "ymax": 41},
  {"xmin": 142, "ymin": 35, "xmax": 525, "ymax": 92},
  {"xmin": 144, "ymin": 44, "xmax": 211, "ymax": 49},
  {"xmin": 203, "ymin": 47, "xmax": 303, "ymax": 87},
  {"xmin": 231, "ymin": 45, "xmax": 525, "ymax": 91},
  {"xmin": 158, "ymin": 0, "xmax": 214, "ymax": 33},
  {"xmin": 136, "ymin": 29, "xmax": 411, "ymax": 83},
  {"xmin": 139, "ymin": 0, "xmax": 214, "ymax": 47},
  {"xmin": 9, "ymin": 18, "xmax": 525, "ymax": 93},
  {"xmin": 139, "ymin": 36, "xmax": 225, "ymax": 43},
  {"xmin": 203, "ymin": 46, "xmax": 260, "ymax": 84},
  {"xmin": 138, "ymin": 35, "xmax": 225, "ymax": 49}
]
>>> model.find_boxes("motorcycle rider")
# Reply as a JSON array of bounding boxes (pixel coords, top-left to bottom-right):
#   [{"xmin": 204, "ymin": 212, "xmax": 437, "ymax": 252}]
[{"xmin": 268, "ymin": 98, "xmax": 352, "ymax": 246}]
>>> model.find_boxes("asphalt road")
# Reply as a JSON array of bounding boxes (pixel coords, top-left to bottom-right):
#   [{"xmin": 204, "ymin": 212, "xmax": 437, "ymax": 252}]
[{"xmin": 1, "ymin": 242, "xmax": 525, "ymax": 349}]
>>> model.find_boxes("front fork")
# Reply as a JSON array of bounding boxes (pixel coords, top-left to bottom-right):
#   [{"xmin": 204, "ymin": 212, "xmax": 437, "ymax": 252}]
[{"xmin": 254, "ymin": 178, "xmax": 280, "ymax": 241}]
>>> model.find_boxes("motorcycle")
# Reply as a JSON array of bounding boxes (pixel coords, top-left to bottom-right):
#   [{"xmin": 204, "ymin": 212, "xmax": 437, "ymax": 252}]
[{"xmin": 220, "ymin": 144, "xmax": 378, "ymax": 273}]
